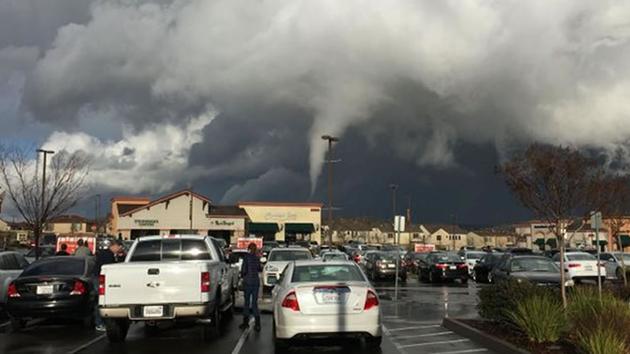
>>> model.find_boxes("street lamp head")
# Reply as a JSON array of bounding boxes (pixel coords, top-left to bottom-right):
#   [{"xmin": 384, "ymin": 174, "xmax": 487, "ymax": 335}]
[
  {"xmin": 389, "ymin": 184, "xmax": 398, "ymax": 190},
  {"xmin": 321, "ymin": 135, "xmax": 339, "ymax": 142},
  {"xmin": 37, "ymin": 149, "xmax": 55, "ymax": 154}
]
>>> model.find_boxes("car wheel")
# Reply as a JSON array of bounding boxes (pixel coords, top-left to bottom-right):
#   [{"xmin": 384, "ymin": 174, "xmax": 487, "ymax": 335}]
[
  {"xmin": 487, "ymin": 272, "xmax": 494, "ymax": 283},
  {"xmin": 365, "ymin": 335, "xmax": 382, "ymax": 349},
  {"xmin": 204, "ymin": 299, "xmax": 222, "ymax": 341},
  {"xmin": 617, "ymin": 267, "xmax": 624, "ymax": 280},
  {"xmin": 104, "ymin": 318, "xmax": 129, "ymax": 343},
  {"xmin": 428, "ymin": 271, "xmax": 435, "ymax": 283},
  {"xmin": 9, "ymin": 316, "xmax": 26, "ymax": 332},
  {"xmin": 471, "ymin": 271, "xmax": 477, "ymax": 282},
  {"xmin": 273, "ymin": 320, "xmax": 289, "ymax": 354}
]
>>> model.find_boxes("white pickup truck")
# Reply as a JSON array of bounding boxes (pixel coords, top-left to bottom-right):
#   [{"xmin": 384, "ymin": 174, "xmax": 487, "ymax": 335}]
[{"xmin": 99, "ymin": 235, "xmax": 236, "ymax": 342}]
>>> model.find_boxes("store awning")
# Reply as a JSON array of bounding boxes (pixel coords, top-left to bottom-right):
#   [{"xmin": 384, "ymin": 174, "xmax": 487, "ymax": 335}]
[
  {"xmin": 592, "ymin": 240, "xmax": 608, "ymax": 246},
  {"xmin": 620, "ymin": 235, "xmax": 630, "ymax": 247},
  {"xmin": 285, "ymin": 223, "xmax": 315, "ymax": 233},
  {"xmin": 534, "ymin": 238, "xmax": 545, "ymax": 246},
  {"xmin": 248, "ymin": 223, "xmax": 279, "ymax": 233}
]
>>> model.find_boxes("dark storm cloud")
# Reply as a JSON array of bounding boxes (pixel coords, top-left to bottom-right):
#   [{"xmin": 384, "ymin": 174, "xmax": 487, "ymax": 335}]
[{"xmin": 3, "ymin": 1, "xmax": 630, "ymax": 222}]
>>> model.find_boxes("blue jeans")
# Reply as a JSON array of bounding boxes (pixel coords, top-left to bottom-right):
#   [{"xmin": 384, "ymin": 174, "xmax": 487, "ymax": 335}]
[
  {"xmin": 93, "ymin": 280, "xmax": 103, "ymax": 327},
  {"xmin": 243, "ymin": 284, "xmax": 260, "ymax": 321}
]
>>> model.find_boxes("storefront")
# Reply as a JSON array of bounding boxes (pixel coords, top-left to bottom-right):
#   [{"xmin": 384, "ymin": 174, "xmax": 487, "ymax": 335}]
[
  {"xmin": 238, "ymin": 202, "xmax": 322, "ymax": 245},
  {"xmin": 111, "ymin": 190, "xmax": 247, "ymax": 241}
]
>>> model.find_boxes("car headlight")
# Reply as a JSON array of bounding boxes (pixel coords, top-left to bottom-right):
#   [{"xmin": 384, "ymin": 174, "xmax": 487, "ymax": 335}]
[
  {"xmin": 265, "ymin": 265, "xmax": 279, "ymax": 272},
  {"xmin": 565, "ymin": 280, "xmax": 575, "ymax": 287}
]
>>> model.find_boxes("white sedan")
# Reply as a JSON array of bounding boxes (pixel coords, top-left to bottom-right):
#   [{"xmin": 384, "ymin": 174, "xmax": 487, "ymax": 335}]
[
  {"xmin": 553, "ymin": 251, "xmax": 606, "ymax": 283},
  {"xmin": 271, "ymin": 260, "xmax": 382, "ymax": 353}
]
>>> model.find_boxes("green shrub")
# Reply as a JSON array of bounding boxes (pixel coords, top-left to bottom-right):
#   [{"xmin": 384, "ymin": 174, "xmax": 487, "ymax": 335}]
[
  {"xmin": 507, "ymin": 294, "xmax": 566, "ymax": 343},
  {"xmin": 568, "ymin": 287, "xmax": 630, "ymax": 342},
  {"xmin": 577, "ymin": 326, "xmax": 628, "ymax": 354},
  {"xmin": 478, "ymin": 278, "xmax": 554, "ymax": 324}
]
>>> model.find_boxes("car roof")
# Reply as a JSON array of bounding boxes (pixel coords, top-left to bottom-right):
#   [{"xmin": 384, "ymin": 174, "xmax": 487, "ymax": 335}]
[
  {"xmin": 136, "ymin": 234, "xmax": 207, "ymax": 241},
  {"xmin": 269, "ymin": 247, "xmax": 310, "ymax": 252},
  {"xmin": 292, "ymin": 260, "xmax": 357, "ymax": 266},
  {"xmin": 564, "ymin": 252, "xmax": 593, "ymax": 255}
]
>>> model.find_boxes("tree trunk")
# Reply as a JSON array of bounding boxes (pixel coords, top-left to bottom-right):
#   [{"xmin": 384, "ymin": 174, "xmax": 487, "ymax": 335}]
[
  {"xmin": 558, "ymin": 233, "xmax": 568, "ymax": 308},
  {"xmin": 34, "ymin": 225, "xmax": 41, "ymax": 260},
  {"xmin": 618, "ymin": 236, "xmax": 628, "ymax": 287}
]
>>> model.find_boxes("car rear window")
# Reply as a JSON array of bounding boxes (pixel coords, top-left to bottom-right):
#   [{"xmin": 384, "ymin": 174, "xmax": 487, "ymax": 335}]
[
  {"xmin": 567, "ymin": 253, "xmax": 596, "ymax": 261},
  {"xmin": 433, "ymin": 254, "xmax": 462, "ymax": 262},
  {"xmin": 22, "ymin": 258, "xmax": 85, "ymax": 276},
  {"xmin": 292, "ymin": 265, "xmax": 365, "ymax": 282},
  {"xmin": 268, "ymin": 250, "xmax": 312, "ymax": 262},
  {"xmin": 466, "ymin": 253, "xmax": 485, "ymax": 260},
  {"xmin": 511, "ymin": 258, "xmax": 558, "ymax": 272},
  {"xmin": 130, "ymin": 239, "xmax": 212, "ymax": 262},
  {"xmin": 322, "ymin": 253, "xmax": 347, "ymax": 261}
]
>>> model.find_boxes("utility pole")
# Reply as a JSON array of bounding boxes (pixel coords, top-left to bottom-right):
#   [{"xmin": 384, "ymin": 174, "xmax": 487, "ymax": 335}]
[
  {"xmin": 94, "ymin": 194, "xmax": 101, "ymax": 234},
  {"xmin": 390, "ymin": 184, "xmax": 400, "ymax": 301},
  {"xmin": 36, "ymin": 149, "xmax": 54, "ymax": 260},
  {"xmin": 322, "ymin": 135, "xmax": 339, "ymax": 247}
]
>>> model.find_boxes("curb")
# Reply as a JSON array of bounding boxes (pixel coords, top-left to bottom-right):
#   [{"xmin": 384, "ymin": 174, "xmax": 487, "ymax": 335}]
[{"xmin": 442, "ymin": 318, "xmax": 530, "ymax": 354}]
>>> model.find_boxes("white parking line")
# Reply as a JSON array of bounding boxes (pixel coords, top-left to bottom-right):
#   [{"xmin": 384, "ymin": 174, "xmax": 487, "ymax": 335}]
[
  {"xmin": 393, "ymin": 331, "xmax": 453, "ymax": 339},
  {"xmin": 66, "ymin": 334, "xmax": 106, "ymax": 354},
  {"xmin": 399, "ymin": 338, "xmax": 469, "ymax": 348},
  {"xmin": 430, "ymin": 349, "xmax": 488, "ymax": 354},
  {"xmin": 231, "ymin": 319, "xmax": 254, "ymax": 354},
  {"xmin": 388, "ymin": 324, "xmax": 441, "ymax": 332}
]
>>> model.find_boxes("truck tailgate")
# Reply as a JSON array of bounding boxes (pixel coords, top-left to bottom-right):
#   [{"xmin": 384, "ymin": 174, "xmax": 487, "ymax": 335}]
[{"xmin": 102, "ymin": 262, "xmax": 205, "ymax": 305}]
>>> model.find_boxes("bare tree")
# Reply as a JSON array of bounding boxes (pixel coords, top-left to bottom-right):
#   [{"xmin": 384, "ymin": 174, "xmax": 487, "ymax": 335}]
[
  {"xmin": 600, "ymin": 175, "xmax": 630, "ymax": 286},
  {"xmin": 0, "ymin": 144, "xmax": 90, "ymax": 259},
  {"xmin": 499, "ymin": 144, "xmax": 608, "ymax": 308}
]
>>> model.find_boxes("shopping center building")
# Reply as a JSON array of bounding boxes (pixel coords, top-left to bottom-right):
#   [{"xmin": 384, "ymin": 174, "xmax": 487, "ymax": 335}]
[{"xmin": 109, "ymin": 189, "xmax": 322, "ymax": 245}]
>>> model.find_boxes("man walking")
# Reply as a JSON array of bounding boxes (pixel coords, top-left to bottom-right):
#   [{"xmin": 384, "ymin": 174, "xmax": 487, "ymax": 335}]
[
  {"xmin": 93, "ymin": 239, "xmax": 123, "ymax": 331},
  {"xmin": 239, "ymin": 242, "xmax": 262, "ymax": 331},
  {"xmin": 74, "ymin": 239, "xmax": 92, "ymax": 257},
  {"xmin": 55, "ymin": 243, "xmax": 70, "ymax": 256}
]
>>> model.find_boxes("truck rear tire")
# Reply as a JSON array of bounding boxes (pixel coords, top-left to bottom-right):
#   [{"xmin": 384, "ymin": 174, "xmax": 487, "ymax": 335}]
[
  {"xmin": 105, "ymin": 318, "xmax": 129, "ymax": 343},
  {"xmin": 202, "ymin": 301, "xmax": 221, "ymax": 342}
]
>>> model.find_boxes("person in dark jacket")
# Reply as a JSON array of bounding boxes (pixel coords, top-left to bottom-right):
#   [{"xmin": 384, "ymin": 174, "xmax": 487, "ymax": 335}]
[
  {"xmin": 55, "ymin": 243, "xmax": 70, "ymax": 256},
  {"xmin": 93, "ymin": 239, "xmax": 123, "ymax": 331},
  {"xmin": 239, "ymin": 242, "xmax": 262, "ymax": 331}
]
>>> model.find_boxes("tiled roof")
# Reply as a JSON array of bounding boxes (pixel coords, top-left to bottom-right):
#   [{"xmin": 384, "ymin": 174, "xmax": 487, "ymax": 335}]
[
  {"xmin": 424, "ymin": 224, "xmax": 468, "ymax": 234},
  {"xmin": 49, "ymin": 214, "xmax": 89, "ymax": 224},
  {"xmin": 120, "ymin": 189, "xmax": 211, "ymax": 217}
]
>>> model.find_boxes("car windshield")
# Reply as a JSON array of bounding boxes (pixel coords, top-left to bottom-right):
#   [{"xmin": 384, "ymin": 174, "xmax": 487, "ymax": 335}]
[
  {"xmin": 269, "ymin": 250, "xmax": 312, "ymax": 262},
  {"xmin": 511, "ymin": 258, "xmax": 558, "ymax": 272},
  {"xmin": 129, "ymin": 239, "xmax": 212, "ymax": 262},
  {"xmin": 22, "ymin": 258, "xmax": 85, "ymax": 276},
  {"xmin": 466, "ymin": 252, "xmax": 485, "ymax": 260},
  {"xmin": 322, "ymin": 253, "xmax": 347, "ymax": 261},
  {"xmin": 433, "ymin": 254, "xmax": 461, "ymax": 263},
  {"xmin": 566, "ymin": 253, "xmax": 596, "ymax": 261},
  {"xmin": 291, "ymin": 264, "xmax": 364, "ymax": 282}
]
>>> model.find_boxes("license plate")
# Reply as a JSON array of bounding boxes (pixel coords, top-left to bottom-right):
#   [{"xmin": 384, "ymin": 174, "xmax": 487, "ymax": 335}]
[
  {"xmin": 449, "ymin": 266, "xmax": 457, "ymax": 270},
  {"xmin": 387, "ymin": 264, "xmax": 396, "ymax": 268},
  {"xmin": 36, "ymin": 285, "xmax": 53, "ymax": 295},
  {"xmin": 322, "ymin": 293, "xmax": 342, "ymax": 304},
  {"xmin": 143, "ymin": 305, "xmax": 164, "ymax": 318}
]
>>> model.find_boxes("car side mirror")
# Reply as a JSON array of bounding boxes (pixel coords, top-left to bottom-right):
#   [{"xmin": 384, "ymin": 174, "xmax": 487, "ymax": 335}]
[{"xmin": 260, "ymin": 257, "xmax": 267, "ymax": 263}]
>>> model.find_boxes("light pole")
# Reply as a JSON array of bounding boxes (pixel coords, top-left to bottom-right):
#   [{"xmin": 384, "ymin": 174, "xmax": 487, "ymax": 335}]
[
  {"xmin": 36, "ymin": 149, "xmax": 54, "ymax": 260},
  {"xmin": 94, "ymin": 194, "xmax": 101, "ymax": 234},
  {"xmin": 390, "ymin": 184, "xmax": 399, "ymax": 300},
  {"xmin": 322, "ymin": 135, "xmax": 339, "ymax": 247}
]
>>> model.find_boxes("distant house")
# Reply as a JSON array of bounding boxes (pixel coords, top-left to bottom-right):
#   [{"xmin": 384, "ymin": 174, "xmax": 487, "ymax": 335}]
[
  {"xmin": 423, "ymin": 224, "xmax": 468, "ymax": 251},
  {"xmin": 0, "ymin": 219, "xmax": 8, "ymax": 232},
  {"xmin": 45, "ymin": 214, "xmax": 92, "ymax": 236},
  {"xmin": 468, "ymin": 227, "xmax": 517, "ymax": 249}
]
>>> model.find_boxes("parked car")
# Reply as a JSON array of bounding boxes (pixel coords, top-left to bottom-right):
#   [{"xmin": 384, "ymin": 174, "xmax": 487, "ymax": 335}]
[
  {"xmin": 6, "ymin": 256, "xmax": 97, "ymax": 331},
  {"xmin": 262, "ymin": 241, "xmax": 280, "ymax": 259},
  {"xmin": 364, "ymin": 251, "xmax": 407, "ymax": 282},
  {"xmin": 418, "ymin": 253, "xmax": 468, "ymax": 284},
  {"xmin": 320, "ymin": 251, "xmax": 350, "ymax": 262},
  {"xmin": 263, "ymin": 247, "xmax": 313, "ymax": 291},
  {"xmin": 598, "ymin": 252, "xmax": 630, "ymax": 280},
  {"xmin": 403, "ymin": 252, "xmax": 430, "ymax": 274},
  {"xmin": 472, "ymin": 252, "xmax": 504, "ymax": 283},
  {"xmin": 0, "ymin": 252, "xmax": 29, "ymax": 312},
  {"xmin": 552, "ymin": 252, "xmax": 606, "ymax": 283},
  {"xmin": 492, "ymin": 255, "xmax": 574, "ymax": 287},
  {"xmin": 460, "ymin": 251, "xmax": 486, "ymax": 278},
  {"xmin": 99, "ymin": 235, "xmax": 237, "ymax": 342},
  {"xmin": 271, "ymin": 260, "xmax": 381, "ymax": 353}
]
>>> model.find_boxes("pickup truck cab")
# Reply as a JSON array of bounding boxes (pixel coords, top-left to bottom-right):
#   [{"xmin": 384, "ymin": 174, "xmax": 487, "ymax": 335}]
[{"xmin": 99, "ymin": 235, "xmax": 236, "ymax": 342}]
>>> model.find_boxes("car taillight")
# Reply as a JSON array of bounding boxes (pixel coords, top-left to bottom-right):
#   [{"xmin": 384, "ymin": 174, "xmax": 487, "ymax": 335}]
[
  {"xmin": 364, "ymin": 290, "xmax": 379, "ymax": 310},
  {"xmin": 457, "ymin": 264, "xmax": 468, "ymax": 269},
  {"xmin": 70, "ymin": 280, "xmax": 86, "ymax": 295},
  {"xmin": 98, "ymin": 274, "xmax": 105, "ymax": 295},
  {"xmin": 568, "ymin": 263, "xmax": 581, "ymax": 268},
  {"xmin": 435, "ymin": 263, "xmax": 447, "ymax": 269},
  {"xmin": 201, "ymin": 272, "xmax": 210, "ymax": 293},
  {"xmin": 281, "ymin": 291, "xmax": 300, "ymax": 311},
  {"xmin": 7, "ymin": 282, "xmax": 20, "ymax": 298}
]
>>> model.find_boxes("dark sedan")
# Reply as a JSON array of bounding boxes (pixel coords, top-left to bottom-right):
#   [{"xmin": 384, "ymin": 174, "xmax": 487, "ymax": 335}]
[
  {"xmin": 473, "ymin": 252, "xmax": 504, "ymax": 283},
  {"xmin": 365, "ymin": 251, "xmax": 407, "ymax": 282},
  {"xmin": 418, "ymin": 253, "xmax": 468, "ymax": 284},
  {"xmin": 492, "ymin": 255, "xmax": 574, "ymax": 287},
  {"xmin": 6, "ymin": 257, "xmax": 97, "ymax": 331}
]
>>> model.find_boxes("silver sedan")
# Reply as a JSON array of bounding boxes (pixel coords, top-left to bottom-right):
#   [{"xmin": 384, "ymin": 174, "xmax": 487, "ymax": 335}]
[{"xmin": 271, "ymin": 260, "xmax": 382, "ymax": 353}]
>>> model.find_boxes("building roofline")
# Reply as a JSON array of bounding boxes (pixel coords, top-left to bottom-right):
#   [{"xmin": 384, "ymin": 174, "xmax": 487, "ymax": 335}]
[
  {"xmin": 111, "ymin": 196, "xmax": 151, "ymax": 202},
  {"xmin": 120, "ymin": 189, "xmax": 212, "ymax": 217},
  {"xmin": 238, "ymin": 201, "xmax": 323, "ymax": 208}
]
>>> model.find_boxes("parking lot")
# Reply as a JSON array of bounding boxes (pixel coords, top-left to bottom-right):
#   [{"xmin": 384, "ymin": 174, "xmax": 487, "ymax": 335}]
[{"xmin": 0, "ymin": 278, "xmax": 492, "ymax": 354}]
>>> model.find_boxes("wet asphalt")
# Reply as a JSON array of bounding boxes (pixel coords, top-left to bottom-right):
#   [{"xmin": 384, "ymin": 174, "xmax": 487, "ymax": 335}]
[{"xmin": 0, "ymin": 277, "xmax": 493, "ymax": 354}]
